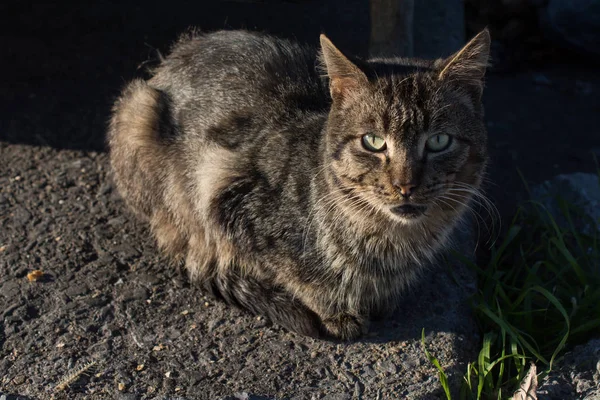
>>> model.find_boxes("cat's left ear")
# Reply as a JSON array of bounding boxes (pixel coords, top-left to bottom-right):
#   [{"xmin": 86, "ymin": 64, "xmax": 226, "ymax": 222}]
[
  {"xmin": 436, "ymin": 29, "xmax": 491, "ymax": 100},
  {"xmin": 320, "ymin": 34, "xmax": 368, "ymax": 102}
]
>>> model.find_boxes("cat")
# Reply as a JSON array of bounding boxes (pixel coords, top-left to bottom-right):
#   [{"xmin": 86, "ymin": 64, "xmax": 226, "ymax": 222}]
[{"xmin": 108, "ymin": 28, "xmax": 490, "ymax": 340}]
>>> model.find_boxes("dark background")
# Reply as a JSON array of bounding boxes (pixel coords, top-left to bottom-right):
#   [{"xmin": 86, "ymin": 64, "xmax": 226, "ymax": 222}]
[{"xmin": 1, "ymin": 0, "xmax": 599, "ymax": 217}]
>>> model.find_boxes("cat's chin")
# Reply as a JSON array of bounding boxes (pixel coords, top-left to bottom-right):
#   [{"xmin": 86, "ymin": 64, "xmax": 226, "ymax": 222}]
[
  {"xmin": 391, "ymin": 214, "xmax": 427, "ymax": 225},
  {"xmin": 388, "ymin": 204, "xmax": 428, "ymax": 225}
]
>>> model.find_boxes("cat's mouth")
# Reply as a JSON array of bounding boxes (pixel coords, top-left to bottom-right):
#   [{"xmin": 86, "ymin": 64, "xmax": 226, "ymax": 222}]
[{"xmin": 389, "ymin": 204, "xmax": 427, "ymax": 219}]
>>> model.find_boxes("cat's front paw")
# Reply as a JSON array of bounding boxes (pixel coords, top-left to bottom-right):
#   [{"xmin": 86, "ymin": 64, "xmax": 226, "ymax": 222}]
[{"xmin": 321, "ymin": 313, "xmax": 369, "ymax": 340}]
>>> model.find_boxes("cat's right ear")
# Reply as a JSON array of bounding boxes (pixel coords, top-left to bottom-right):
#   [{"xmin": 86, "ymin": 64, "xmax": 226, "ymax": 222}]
[
  {"xmin": 319, "ymin": 35, "xmax": 368, "ymax": 102},
  {"xmin": 436, "ymin": 29, "xmax": 491, "ymax": 101}
]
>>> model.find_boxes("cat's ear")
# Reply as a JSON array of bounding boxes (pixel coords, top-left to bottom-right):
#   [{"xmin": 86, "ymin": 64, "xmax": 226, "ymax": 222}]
[
  {"xmin": 319, "ymin": 34, "xmax": 368, "ymax": 102},
  {"xmin": 437, "ymin": 29, "xmax": 491, "ymax": 99}
]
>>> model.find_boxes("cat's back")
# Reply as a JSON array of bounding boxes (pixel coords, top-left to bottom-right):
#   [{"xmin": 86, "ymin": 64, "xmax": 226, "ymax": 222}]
[{"xmin": 149, "ymin": 30, "xmax": 328, "ymax": 118}]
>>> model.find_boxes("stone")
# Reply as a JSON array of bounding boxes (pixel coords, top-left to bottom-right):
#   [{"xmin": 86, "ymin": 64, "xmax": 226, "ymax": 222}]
[
  {"xmin": 537, "ymin": 339, "xmax": 600, "ymax": 399},
  {"xmin": 0, "ymin": 281, "xmax": 21, "ymax": 299},
  {"xmin": 531, "ymin": 172, "xmax": 600, "ymax": 234}
]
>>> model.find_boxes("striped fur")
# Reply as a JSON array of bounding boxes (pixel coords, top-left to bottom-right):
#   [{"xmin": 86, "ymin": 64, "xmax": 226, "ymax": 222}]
[{"xmin": 108, "ymin": 29, "xmax": 491, "ymax": 339}]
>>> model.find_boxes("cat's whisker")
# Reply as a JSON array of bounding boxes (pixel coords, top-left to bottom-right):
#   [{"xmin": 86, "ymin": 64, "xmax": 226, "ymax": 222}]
[
  {"xmin": 448, "ymin": 182, "xmax": 501, "ymax": 237},
  {"xmin": 435, "ymin": 195, "xmax": 486, "ymax": 246},
  {"xmin": 443, "ymin": 187, "xmax": 500, "ymax": 246},
  {"xmin": 443, "ymin": 192, "xmax": 490, "ymax": 231}
]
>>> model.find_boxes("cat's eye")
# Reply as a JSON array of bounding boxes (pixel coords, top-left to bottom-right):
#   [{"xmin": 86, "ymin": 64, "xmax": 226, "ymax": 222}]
[
  {"xmin": 425, "ymin": 134, "xmax": 452, "ymax": 152},
  {"xmin": 362, "ymin": 133, "xmax": 387, "ymax": 152}
]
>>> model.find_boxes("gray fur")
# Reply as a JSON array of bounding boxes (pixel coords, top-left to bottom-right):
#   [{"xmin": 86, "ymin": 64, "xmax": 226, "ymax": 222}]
[{"xmin": 108, "ymin": 29, "xmax": 491, "ymax": 339}]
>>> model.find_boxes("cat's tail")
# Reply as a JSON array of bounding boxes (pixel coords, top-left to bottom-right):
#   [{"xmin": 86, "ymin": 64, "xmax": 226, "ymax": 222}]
[
  {"xmin": 108, "ymin": 79, "xmax": 172, "ymax": 219},
  {"xmin": 108, "ymin": 80, "xmax": 189, "ymax": 259}
]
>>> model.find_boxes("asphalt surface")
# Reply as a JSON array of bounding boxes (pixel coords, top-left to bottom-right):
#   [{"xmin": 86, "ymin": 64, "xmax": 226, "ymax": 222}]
[{"xmin": 1, "ymin": 1, "xmax": 599, "ymax": 399}]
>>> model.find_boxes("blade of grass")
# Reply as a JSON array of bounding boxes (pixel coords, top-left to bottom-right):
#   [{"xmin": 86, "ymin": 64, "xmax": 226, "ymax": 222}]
[{"xmin": 421, "ymin": 329, "xmax": 452, "ymax": 400}]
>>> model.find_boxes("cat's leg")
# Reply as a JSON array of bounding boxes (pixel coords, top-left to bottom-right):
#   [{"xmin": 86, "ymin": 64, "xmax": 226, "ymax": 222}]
[
  {"xmin": 302, "ymin": 291, "xmax": 370, "ymax": 340},
  {"xmin": 214, "ymin": 276, "xmax": 369, "ymax": 340},
  {"xmin": 205, "ymin": 268, "xmax": 370, "ymax": 340},
  {"xmin": 193, "ymin": 259, "xmax": 367, "ymax": 339},
  {"xmin": 320, "ymin": 312, "xmax": 369, "ymax": 340},
  {"xmin": 184, "ymin": 232, "xmax": 322, "ymax": 337},
  {"xmin": 293, "ymin": 280, "xmax": 373, "ymax": 340},
  {"xmin": 202, "ymin": 267, "xmax": 323, "ymax": 338}
]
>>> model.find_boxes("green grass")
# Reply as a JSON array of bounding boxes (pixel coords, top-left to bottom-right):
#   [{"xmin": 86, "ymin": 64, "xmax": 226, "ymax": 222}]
[{"xmin": 423, "ymin": 181, "xmax": 600, "ymax": 399}]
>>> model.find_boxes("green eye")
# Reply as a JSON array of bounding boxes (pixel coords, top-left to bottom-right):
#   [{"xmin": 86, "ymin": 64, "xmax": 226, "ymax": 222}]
[
  {"xmin": 425, "ymin": 133, "xmax": 452, "ymax": 152},
  {"xmin": 362, "ymin": 133, "xmax": 387, "ymax": 152}
]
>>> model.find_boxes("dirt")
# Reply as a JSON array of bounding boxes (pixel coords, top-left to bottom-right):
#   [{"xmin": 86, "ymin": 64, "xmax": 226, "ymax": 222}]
[{"xmin": 1, "ymin": 1, "xmax": 599, "ymax": 399}]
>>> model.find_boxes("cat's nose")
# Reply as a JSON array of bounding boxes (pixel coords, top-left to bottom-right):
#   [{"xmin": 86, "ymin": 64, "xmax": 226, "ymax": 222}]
[{"xmin": 393, "ymin": 182, "xmax": 418, "ymax": 198}]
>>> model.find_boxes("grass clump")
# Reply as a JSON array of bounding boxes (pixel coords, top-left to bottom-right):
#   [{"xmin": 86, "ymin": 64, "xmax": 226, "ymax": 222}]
[{"xmin": 423, "ymin": 191, "xmax": 600, "ymax": 399}]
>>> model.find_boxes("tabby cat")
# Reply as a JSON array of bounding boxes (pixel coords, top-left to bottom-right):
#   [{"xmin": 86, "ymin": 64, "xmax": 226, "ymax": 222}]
[{"xmin": 108, "ymin": 29, "xmax": 490, "ymax": 339}]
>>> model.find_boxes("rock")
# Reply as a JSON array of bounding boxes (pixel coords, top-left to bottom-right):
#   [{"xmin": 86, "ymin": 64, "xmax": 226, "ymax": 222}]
[
  {"xmin": 115, "ymin": 394, "xmax": 138, "ymax": 400},
  {"xmin": 64, "ymin": 283, "xmax": 89, "ymax": 298},
  {"xmin": 0, "ymin": 281, "xmax": 21, "ymax": 299},
  {"xmin": 376, "ymin": 359, "xmax": 398, "ymax": 374},
  {"xmin": 0, "ymin": 394, "xmax": 33, "ymax": 400},
  {"xmin": 537, "ymin": 339, "xmax": 600, "ymax": 400},
  {"xmin": 539, "ymin": 0, "xmax": 600, "ymax": 57},
  {"xmin": 10, "ymin": 206, "xmax": 31, "ymax": 226},
  {"xmin": 531, "ymin": 172, "xmax": 600, "ymax": 234}
]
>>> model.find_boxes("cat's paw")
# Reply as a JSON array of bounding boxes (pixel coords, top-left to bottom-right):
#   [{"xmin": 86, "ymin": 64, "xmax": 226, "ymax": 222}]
[{"xmin": 321, "ymin": 313, "xmax": 369, "ymax": 340}]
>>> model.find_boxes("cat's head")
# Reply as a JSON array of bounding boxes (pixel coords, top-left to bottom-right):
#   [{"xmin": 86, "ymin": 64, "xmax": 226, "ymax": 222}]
[{"xmin": 320, "ymin": 30, "xmax": 490, "ymax": 225}]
